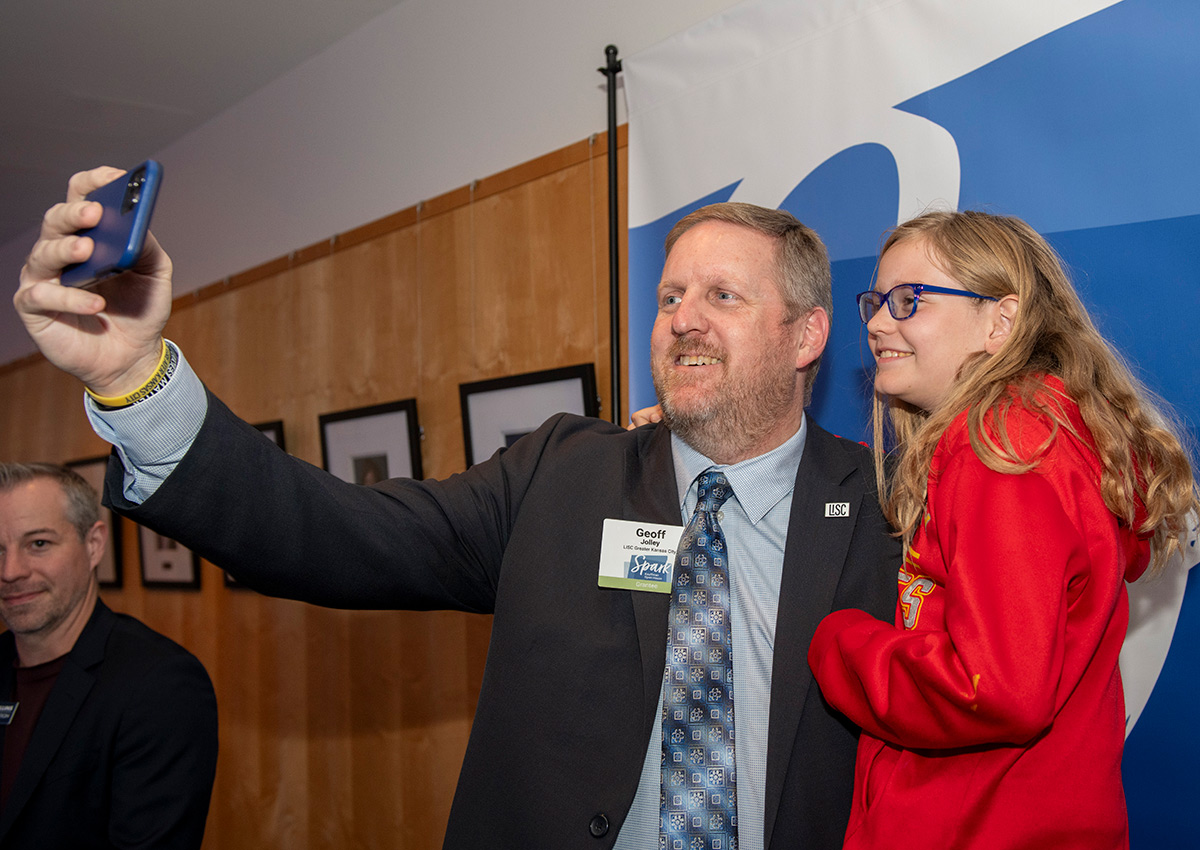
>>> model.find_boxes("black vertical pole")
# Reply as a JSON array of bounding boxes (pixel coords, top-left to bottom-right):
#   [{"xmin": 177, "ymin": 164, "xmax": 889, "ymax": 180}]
[{"xmin": 599, "ymin": 44, "xmax": 622, "ymax": 425}]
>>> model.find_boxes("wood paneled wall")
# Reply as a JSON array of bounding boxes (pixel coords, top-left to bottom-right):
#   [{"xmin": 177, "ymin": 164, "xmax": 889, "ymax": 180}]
[{"xmin": 0, "ymin": 129, "xmax": 628, "ymax": 849}]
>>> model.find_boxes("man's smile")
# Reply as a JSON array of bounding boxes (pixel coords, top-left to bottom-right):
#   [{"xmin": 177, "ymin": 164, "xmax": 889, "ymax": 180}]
[{"xmin": 676, "ymin": 354, "xmax": 723, "ymax": 366}]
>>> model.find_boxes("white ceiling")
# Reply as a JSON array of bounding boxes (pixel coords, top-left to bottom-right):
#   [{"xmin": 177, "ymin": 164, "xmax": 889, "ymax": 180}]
[{"xmin": 0, "ymin": 0, "xmax": 411, "ymax": 248}]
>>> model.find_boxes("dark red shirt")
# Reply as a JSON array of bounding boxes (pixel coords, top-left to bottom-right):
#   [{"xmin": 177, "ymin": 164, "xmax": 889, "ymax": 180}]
[{"xmin": 1, "ymin": 655, "xmax": 66, "ymax": 811}]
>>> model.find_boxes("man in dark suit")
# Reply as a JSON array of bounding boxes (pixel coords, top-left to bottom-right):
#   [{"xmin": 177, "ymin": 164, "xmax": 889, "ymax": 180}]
[
  {"xmin": 0, "ymin": 463, "xmax": 218, "ymax": 849},
  {"xmin": 15, "ymin": 174, "xmax": 898, "ymax": 849}
]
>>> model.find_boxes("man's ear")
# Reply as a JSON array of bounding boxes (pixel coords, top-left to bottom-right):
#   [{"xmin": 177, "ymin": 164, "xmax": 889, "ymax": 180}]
[
  {"xmin": 85, "ymin": 520, "xmax": 108, "ymax": 573},
  {"xmin": 795, "ymin": 307, "xmax": 830, "ymax": 370},
  {"xmin": 984, "ymin": 295, "xmax": 1019, "ymax": 355}
]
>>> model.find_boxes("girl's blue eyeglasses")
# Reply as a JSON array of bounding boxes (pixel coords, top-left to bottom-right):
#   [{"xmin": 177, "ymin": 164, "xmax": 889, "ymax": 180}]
[{"xmin": 857, "ymin": 284, "xmax": 997, "ymax": 323}]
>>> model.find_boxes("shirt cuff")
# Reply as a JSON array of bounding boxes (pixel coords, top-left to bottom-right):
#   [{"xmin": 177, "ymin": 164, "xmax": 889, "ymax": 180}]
[{"xmin": 85, "ymin": 341, "xmax": 208, "ymax": 504}]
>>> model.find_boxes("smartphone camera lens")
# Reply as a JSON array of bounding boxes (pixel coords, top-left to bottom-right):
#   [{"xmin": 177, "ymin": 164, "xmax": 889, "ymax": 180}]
[{"xmin": 121, "ymin": 169, "xmax": 147, "ymax": 214}]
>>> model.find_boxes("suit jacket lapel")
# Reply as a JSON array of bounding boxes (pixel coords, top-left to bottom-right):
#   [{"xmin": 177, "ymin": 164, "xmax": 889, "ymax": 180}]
[
  {"xmin": 622, "ymin": 424, "xmax": 679, "ymax": 738},
  {"xmin": 0, "ymin": 603, "xmax": 112, "ymax": 839},
  {"xmin": 762, "ymin": 424, "xmax": 865, "ymax": 847}
]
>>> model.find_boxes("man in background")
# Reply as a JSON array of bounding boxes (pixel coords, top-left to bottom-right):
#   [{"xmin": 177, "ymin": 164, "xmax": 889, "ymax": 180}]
[{"xmin": 0, "ymin": 463, "xmax": 217, "ymax": 848}]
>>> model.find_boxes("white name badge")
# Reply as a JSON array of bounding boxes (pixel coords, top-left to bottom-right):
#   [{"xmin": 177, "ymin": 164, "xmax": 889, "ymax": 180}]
[{"xmin": 598, "ymin": 518, "xmax": 686, "ymax": 593}]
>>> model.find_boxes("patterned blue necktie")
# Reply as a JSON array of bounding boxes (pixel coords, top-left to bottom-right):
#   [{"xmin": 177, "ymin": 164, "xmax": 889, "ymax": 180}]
[{"xmin": 661, "ymin": 469, "xmax": 737, "ymax": 850}]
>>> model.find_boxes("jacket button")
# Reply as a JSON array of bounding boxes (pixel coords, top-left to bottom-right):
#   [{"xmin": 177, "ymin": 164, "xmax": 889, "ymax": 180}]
[{"xmin": 589, "ymin": 814, "xmax": 609, "ymax": 837}]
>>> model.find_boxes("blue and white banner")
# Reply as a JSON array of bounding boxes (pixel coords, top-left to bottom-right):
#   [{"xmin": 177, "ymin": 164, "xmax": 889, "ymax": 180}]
[{"xmin": 625, "ymin": 0, "xmax": 1199, "ymax": 843}]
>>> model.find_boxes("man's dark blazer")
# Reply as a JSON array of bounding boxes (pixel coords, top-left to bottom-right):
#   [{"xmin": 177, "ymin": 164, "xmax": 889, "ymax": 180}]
[
  {"xmin": 107, "ymin": 391, "xmax": 899, "ymax": 850},
  {"xmin": 0, "ymin": 601, "xmax": 218, "ymax": 849}
]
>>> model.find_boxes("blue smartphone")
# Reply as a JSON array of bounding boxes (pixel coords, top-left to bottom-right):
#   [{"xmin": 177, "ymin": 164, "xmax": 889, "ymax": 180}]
[{"xmin": 61, "ymin": 161, "xmax": 163, "ymax": 288}]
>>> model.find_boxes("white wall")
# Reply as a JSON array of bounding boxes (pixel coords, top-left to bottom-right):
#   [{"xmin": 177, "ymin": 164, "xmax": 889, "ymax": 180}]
[{"xmin": 1, "ymin": 0, "xmax": 743, "ymax": 366}]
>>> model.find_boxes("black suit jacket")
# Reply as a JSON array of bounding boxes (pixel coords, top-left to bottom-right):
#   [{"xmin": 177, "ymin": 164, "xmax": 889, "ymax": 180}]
[
  {"xmin": 107, "ymin": 391, "xmax": 899, "ymax": 849},
  {"xmin": 0, "ymin": 601, "xmax": 218, "ymax": 849}
]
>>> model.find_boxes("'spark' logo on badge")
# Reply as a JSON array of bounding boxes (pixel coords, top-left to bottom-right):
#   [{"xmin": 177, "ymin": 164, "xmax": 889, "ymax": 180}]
[{"xmin": 627, "ymin": 554, "xmax": 671, "ymax": 582}]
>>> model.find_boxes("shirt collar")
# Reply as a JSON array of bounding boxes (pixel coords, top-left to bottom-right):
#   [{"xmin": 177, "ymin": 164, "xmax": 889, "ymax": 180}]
[{"xmin": 670, "ymin": 414, "xmax": 807, "ymax": 525}]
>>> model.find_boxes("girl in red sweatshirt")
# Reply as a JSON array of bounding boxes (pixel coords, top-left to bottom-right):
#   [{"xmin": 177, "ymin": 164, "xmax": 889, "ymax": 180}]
[{"xmin": 808, "ymin": 210, "xmax": 1198, "ymax": 850}]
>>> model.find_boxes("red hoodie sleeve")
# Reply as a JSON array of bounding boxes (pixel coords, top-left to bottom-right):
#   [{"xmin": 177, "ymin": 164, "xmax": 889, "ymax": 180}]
[{"xmin": 808, "ymin": 430, "xmax": 1106, "ymax": 750}]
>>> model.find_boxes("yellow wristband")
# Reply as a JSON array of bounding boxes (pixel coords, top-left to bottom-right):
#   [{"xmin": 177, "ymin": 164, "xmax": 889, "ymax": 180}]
[{"xmin": 85, "ymin": 340, "xmax": 173, "ymax": 408}]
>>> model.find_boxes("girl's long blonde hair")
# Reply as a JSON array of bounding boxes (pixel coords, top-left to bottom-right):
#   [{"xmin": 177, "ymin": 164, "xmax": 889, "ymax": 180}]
[{"xmin": 871, "ymin": 210, "xmax": 1198, "ymax": 570}]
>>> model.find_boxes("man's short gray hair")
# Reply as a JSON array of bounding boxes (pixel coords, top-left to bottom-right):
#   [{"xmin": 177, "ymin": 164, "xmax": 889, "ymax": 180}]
[{"xmin": 0, "ymin": 463, "xmax": 101, "ymax": 540}]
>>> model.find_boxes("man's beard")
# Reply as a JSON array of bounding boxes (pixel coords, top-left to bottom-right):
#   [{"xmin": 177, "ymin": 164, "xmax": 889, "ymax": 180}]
[
  {"xmin": 0, "ymin": 579, "xmax": 84, "ymax": 640},
  {"xmin": 651, "ymin": 333, "xmax": 800, "ymax": 463}
]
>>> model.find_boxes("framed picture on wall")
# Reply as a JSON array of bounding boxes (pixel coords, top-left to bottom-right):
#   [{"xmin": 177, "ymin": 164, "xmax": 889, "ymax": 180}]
[
  {"xmin": 253, "ymin": 419, "xmax": 287, "ymax": 452},
  {"xmin": 65, "ymin": 455, "xmax": 123, "ymax": 588},
  {"xmin": 459, "ymin": 364, "xmax": 599, "ymax": 466},
  {"xmin": 138, "ymin": 525, "xmax": 200, "ymax": 589},
  {"xmin": 319, "ymin": 399, "xmax": 422, "ymax": 484}
]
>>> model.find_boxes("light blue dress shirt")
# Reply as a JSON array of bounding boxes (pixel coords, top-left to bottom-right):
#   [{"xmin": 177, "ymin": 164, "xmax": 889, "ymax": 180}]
[
  {"xmin": 614, "ymin": 422, "xmax": 806, "ymax": 850},
  {"xmin": 86, "ymin": 342, "xmax": 207, "ymax": 503}
]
